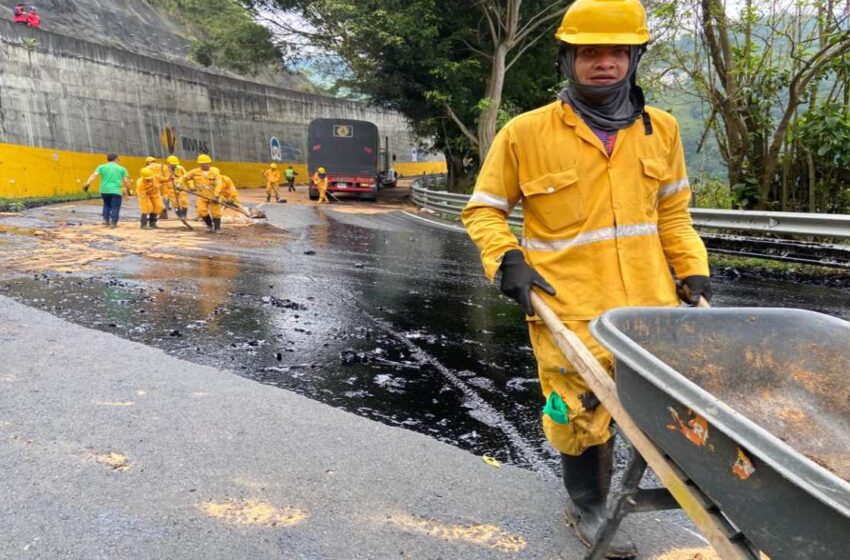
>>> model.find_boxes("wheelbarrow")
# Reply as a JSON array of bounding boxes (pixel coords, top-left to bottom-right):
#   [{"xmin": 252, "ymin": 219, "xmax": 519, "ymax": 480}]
[{"xmin": 531, "ymin": 293, "xmax": 850, "ymax": 559}]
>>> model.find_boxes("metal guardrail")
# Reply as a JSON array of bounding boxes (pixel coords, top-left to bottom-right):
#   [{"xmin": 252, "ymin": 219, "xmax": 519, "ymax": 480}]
[{"xmin": 410, "ymin": 175, "xmax": 850, "ymax": 240}]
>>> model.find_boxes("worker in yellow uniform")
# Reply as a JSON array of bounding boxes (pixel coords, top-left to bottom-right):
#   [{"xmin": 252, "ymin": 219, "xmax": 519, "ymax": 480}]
[
  {"xmin": 177, "ymin": 154, "xmax": 223, "ymax": 233},
  {"xmin": 263, "ymin": 163, "xmax": 282, "ymax": 202},
  {"xmin": 462, "ymin": 1, "xmax": 710, "ymax": 557},
  {"xmin": 142, "ymin": 157, "xmax": 167, "ymax": 184},
  {"xmin": 211, "ymin": 166, "xmax": 240, "ymax": 209},
  {"xmin": 136, "ymin": 167, "xmax": 165, "ymax": 229},
  {"xmin": 312, "ymin": 167, "xmax": 329, "ymax": 204},
  {"xmin": 158, "ymin": 155, "xmax": 189, "ymax": 219}
]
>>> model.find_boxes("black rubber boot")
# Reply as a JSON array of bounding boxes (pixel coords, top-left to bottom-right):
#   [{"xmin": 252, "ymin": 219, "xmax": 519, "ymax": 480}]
[
  {"xmin": 202, "ymin": 215, "xmax": 214, "ymax": 232},
  {"xmin": 140, "ymin": 215, "xmax": 150, "ymax": 229},
  {"xmin": 213, "ymin": 218, "xmax": 222, "ymax": 233},
  {"xmin": 149, "ymin": 214, "xmax": 159, "ymax": 229},
  {"xmin": 266, "ymin": 194, "xmax": 271, "ymax": 202},
  {"xmin": 561, "ymin": 441, "xmax": 637, "ymax": 559}
]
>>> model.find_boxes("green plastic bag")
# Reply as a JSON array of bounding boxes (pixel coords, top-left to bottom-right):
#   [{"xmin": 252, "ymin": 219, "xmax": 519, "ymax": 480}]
[{"xmin": 543, "ymin": 392, "xmax": 569, "ymax": 425}]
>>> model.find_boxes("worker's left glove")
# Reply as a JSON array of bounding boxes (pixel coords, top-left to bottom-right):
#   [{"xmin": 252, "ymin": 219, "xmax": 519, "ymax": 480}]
[
  {"xmin": 82, "ymin": 183, "xmax": 90, "ymax": 192},
  {"xmin": 499, "ymin": 249, "xmax": 556, "ymax": 316},
  {"xmin": 212, "ymin": 196, "xmax": 220, "ymax": 203},
  {"xmin": 678, "ymin": 275, "xmax": 712, "ymax": 306}
]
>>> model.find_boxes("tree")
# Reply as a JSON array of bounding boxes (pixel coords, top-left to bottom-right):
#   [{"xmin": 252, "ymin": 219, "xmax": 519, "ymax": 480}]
[
  {"xmin": 451, "ymin": 1, "xmax": 566, "ymax": 159},
  {"xmin": 251, "ymin": 0, "xmax": 562, "ymax": 190},
  {"xmin": 148, "ymin": 0, "xmax": 283, "ymax": 75},
  {"xmin": 254, "ymin": 0, "xmax": 564, "ymax": 165},
  {"xmin": 651, "ymin": 0, "xmax": 850, "ymax": 209}
]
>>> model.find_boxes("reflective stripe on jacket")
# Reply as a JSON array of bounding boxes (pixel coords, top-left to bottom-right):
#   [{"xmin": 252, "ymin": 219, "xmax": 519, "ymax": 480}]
[{"xmin": 462, "ymin": 101, "xmax": 708, "ymax": 321}]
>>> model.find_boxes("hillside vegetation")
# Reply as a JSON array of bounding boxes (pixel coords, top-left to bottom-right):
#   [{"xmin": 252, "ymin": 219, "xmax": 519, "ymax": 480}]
[{"xmin": 145, "ymin": 0, "xmax": 281, "ymax": 75}]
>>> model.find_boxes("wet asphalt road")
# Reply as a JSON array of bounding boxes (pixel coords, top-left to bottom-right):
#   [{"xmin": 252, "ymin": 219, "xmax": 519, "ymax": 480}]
[{"xmin": 1, "ymin": 198, "xmax": 850, "ymax": 478}]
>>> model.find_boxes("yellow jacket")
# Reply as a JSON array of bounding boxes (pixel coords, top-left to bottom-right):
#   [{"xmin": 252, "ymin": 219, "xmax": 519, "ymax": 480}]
[
  {"xmin": 135, "ymin": 177, "xmax": 160, "ymax": 197},
  {"xmin": 160, "ymin": 165, "xmax": 186, "ymax": 189},
  {"xmin": 264, "ymin": 169, "xmax": 281, "ymax": 183},
  {"xmin": 462, "ymin": 101, "xmax": 708, "ymax": 321},
  {"xmin": 312, "ymin": 173, "xmax": 328, "ymax": 190},
  {"xmin": 178, "ymin": 168, "xmax": 222, "ymax": 197},
  {"xmin": 219, "ymin": 174, "xmax": 240, "ymax": 203}
]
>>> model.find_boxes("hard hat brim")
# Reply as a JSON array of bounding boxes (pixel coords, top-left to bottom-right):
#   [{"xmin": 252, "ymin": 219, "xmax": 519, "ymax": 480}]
[{"xmin": 555, "ymin": 31, "xmax": 649, "ymax": 45}]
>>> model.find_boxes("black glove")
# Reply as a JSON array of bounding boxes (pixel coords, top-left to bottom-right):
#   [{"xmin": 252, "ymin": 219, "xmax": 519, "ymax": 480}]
[
  {"xmin": 82, "ymin": 183, "xmax": 90, "ymax": 192},
  {"xmin": 499, "ymin": 249, "xmax": 556, "ymax": 316},
  {"xmin": 678, "ymin": 275, "xmax": 712, "ymax": 305}
]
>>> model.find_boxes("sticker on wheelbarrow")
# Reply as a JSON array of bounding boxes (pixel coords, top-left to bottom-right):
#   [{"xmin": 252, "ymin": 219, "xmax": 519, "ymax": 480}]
[
  {"xmin": 666, "ymin": 407, "xmax": 711, "ymax": 448},
  {"xmin": 732, "ymin": 447, "xmax": 756, "ymax": 480}
]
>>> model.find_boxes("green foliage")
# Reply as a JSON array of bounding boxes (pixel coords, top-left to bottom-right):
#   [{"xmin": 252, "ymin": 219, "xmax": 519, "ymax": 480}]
[
  {"xmin": 692, "ymin": 177, "xmax": 734, "ymax": 209},
  {"xmin": 792, "ymin": 103, "xmax": 850, "ymax": 212},
  {"xmin": 147, "ymin": 0, "xmax": 281, "ymax": 74},
  {"xmin": 0, "ymin": 193, "xmax": 98, "ymax": 213},
  {"xmin": 255, "ymin": 0, "xmax": 562, "ymax": 190}
]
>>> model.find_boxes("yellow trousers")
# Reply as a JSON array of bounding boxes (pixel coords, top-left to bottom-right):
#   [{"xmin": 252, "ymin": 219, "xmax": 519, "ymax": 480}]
[
  {"xmin": 528, "ymin": 320, "xmax": 614, "ymax": 456},
  {"xmin": 317, "ymin": 187, "xmax": 329, "ymax": 203},
  {"xmin": 161, "ymin": 184, "xmax": 189, "ymax": 211},
  {"xmin": 266, "ymin": 181, "xmax": 279, "ymax": 199},
  {"xmin": 138, "ymin": 191, "xmax": 164, "ymax": 215},
  {"xmin": 197, "ymin": 198, "xmax": 223, "ymax": 219}
]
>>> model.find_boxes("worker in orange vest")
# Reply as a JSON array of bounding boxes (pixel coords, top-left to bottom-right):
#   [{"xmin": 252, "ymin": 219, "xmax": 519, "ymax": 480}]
[
  {"xmin": 26, "ymin": 6, "xmax": 40, "ymax": 28},
  {"xmin": 13, "ymin": 3, "xmax": 27, "ymax": 23}
]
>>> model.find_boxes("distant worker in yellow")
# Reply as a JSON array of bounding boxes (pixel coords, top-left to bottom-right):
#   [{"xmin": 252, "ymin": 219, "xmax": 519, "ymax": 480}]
[
  {"xmin": 263, "ymin": 163, "xmax": 282, "ymax": 202},
  {"xmin": 142, "ymin": 156, "xmax": 167, "ymax": 182},
  {"xmin": 136, "ymin": 167, "xmax": 165, "ymax": 229},
  {"xmin": 177, "ymin": 154, "xmax": 223, "ymax": 233},
  {"xmin": 312, "ymin": 166, "xmax": 329, "ymax": 204},
  {"xmin": 161, "ymin": 155, "xmax": 189, "ymax": 219}
]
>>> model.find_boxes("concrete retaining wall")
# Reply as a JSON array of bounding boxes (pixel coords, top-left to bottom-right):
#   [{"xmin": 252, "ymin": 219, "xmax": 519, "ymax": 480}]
[{"xmin": 0, "ymin": 21, "xmax": 444, "ymax": 197}]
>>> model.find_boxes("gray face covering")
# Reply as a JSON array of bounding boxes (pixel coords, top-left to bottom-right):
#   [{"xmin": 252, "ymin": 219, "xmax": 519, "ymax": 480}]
[{"xmin": 557, "ymin": 45, "xmax": 645, "ymax": 132}]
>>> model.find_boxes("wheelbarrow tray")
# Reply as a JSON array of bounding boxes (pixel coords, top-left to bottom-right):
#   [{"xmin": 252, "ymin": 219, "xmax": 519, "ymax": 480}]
[{"xmin": 591, "ymin": 308, "xmax": 850, "ymax": 559}]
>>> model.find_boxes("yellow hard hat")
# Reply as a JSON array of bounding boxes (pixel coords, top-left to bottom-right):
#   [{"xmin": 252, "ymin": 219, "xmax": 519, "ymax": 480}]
[
  {"xmin": 270, "ymin": 163, "xmax": 278, "ymax": 169},
  {"xmin": 145, "ymin": 156, "xmax": 156, "ymax": 163},
  {"xmin": 210, "ymin": 167, "xmax": 220, "ymax": 174},
  {"xmin": 140, "ymin": 167, "xmax": 155, "ymax": 178},
  {"xmin": 166, "ymin": 155, "xmax": 180, "ymax": 165},
  {"xmin": 197, "ymin": 154, "xmax": 212, "ymax": 164},
  {"xmin": 317, "ymin": 167, "xmax": 326, "ymax": 173},
  {"xmin": 555, "ymin": 0, "xmax": 650, "ymax": 45}
]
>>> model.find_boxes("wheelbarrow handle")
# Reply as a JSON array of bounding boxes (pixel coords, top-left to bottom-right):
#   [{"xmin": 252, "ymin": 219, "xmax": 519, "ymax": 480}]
[{"xmin": 529, "ymin": 291, "xmax": 752, "ymax": 560}]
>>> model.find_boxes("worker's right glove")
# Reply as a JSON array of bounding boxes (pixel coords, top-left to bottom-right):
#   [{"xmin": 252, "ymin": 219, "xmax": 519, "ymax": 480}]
[
  {"xmin": 212, "ymin": 196, "xmax": 220, "ymax": 203},
  {"xmin": 499, "ymin": 249, "xmax": 556, "ymax": 316},
  {"xmin": 82, "ymin": 183, "xmax": 90, "ymax": 192},
  {"xmin": 678, "ymin": 275, "xmax": 712, "ymax": 306}
]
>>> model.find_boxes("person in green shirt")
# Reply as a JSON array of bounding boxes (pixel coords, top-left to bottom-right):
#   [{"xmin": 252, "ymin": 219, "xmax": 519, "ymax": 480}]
[
  {"xmin": 83, "ymin": 153, "xmax": 131, "ymax": 228},
  {"xmin": 285, "ymin": 165, "xmax": 297, "ymax": 192}
]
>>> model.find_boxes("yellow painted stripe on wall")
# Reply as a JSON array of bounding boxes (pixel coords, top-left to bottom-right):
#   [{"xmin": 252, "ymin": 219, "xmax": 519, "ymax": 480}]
[
  {"xmin": 395, "ymin": 162, "xmax": 447, "ymax": 177},
  {"xmin": 0, "ymin": 142, "xmax": 446, "ymax": 198}
]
